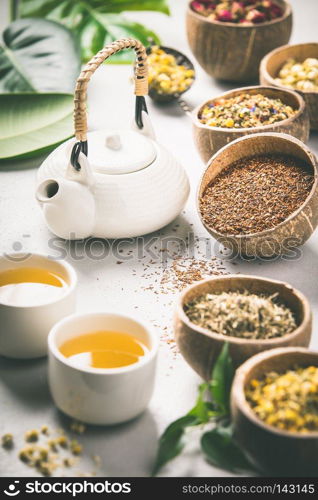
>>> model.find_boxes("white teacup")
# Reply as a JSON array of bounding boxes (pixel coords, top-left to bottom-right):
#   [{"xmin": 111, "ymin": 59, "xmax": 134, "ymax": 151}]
[
  {"xmin": 0, "ymin": 253, "xmax": 77, "ymax": 359},
  {"xmin": 48, "ymin": 312, "xmax": 158, "ymax": 425}
]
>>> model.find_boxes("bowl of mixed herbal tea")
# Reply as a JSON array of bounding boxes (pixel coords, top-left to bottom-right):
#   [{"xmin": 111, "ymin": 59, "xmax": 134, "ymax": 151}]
[
  {"xmin": 197, "ymin": 132, "xmax": 318, "ymax": 258},
  {"xmin": 174, "ymin": 274, "xmax": 311, "ymax": 380},
  {"xmin": 231, "ymin": 347, "xmax": 318, "ymax": 476},
  {"xmin": 192, "ymin": 85, "xmax": 309, "ymax": 162}
]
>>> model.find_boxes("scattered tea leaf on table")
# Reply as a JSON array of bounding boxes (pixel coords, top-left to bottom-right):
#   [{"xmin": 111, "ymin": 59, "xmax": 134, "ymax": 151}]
[
  {"xmin": 209, "ymin": 343, "xmax": 234, "ymax": 414},
  {"xmin": 18, "ymin": 0, "xmax": 170, "ymax": 63},
  {"xmin": 201, "ymin": 426, "xmax": 255, "ymax": 473},
  {"xmin": 0, "ymin": 18, "xmax": 80, "ymax": 93},
  {"xmin": 0, "ymin": 93, "xmax": 74, "ymax": 161}
]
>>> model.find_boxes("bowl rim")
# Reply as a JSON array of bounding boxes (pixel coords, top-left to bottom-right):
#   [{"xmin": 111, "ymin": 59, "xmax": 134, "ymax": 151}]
[
  {"xmin": 177, "ymin": 274, "xmax": 311, "ymax": 346},
  {"xmin": 260, "ymin": 42, "xmax": 318, "ymax": 95},
  {"xmin": 187, "ymin": 0, "xmax": 292, "ymax": 29},
  {"xmin": 196, "ymin": 132, "xmax": 318, "ymax": 240},
  {"xmin": 192, "ymin": 85, "xmax": 307, "ymax": 133},
  {"xmin": 232, "ymin": 346, "xmax": 318, "ymax": 439}
]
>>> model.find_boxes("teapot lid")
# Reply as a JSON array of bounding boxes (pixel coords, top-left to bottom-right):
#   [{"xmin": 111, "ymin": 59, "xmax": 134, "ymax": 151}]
[{"xmin": 87, "ymin": 130, "xmax": 156, "ymax": 175}]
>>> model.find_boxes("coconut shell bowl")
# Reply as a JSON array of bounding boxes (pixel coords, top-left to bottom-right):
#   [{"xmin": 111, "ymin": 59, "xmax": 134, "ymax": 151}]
[
  {"xmin": 197, "ymin": 132, "xmax": 318, "ymax": 259},
  {"xmin": 186, "ymin": 0, "xmax": 292, "ymax": 82},
  {"xmin": 174, "ymin": 275, "xmax": 312, "ymax": 381},
  {"xmin": 231, "ymin": 347, "xmax": 318, "ymax": 476},
  {"xmin": 193, "ymin": 85, "xmax": 309, "ymax": 163},
  {"xmin": 260, "ymin": 42, "xmax": 318, "ymax": 130}
]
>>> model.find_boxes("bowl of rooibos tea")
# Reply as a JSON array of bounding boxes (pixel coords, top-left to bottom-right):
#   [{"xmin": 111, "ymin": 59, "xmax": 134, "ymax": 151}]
[
  {"xmin": 186, "ymin": 0, "xmax": 292, "ymax": 82},
  {"xmin": 231, "ymin": 347, "xmax": 318, "ymax": 475},
  {"xmin": 0, "ymin": 253, "xmax": 77, "ymax": 358},
  {"xmin": 197, "ymin": 132, "xmax": 318, "ymax": 258},
  {"xmin": 174, "ymin": 274, "xmax": 311, "ymax": 380}
]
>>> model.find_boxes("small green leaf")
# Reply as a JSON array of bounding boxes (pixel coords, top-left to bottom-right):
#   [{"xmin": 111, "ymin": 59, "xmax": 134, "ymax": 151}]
[
  {"xmin": 210, "ymin": 343, "xmax": 234, "ymax": 413},
  {"xmin": 201, "ymin": 426, "xmax": 255, "ymax": 473},
  {"xmin": 0, "ymin": 93, "xmax": 74, "ymax": 160},
  {"xmin": 188, "ymin": 383, "xmax": 222, "ymax": 423},
  {"xmin": 152, "ymin": 415, "xmax": 199, "ymax": 476},
  {"xmin": 188, "ymin": 383, "xmax": 210, "ymax": 422}
]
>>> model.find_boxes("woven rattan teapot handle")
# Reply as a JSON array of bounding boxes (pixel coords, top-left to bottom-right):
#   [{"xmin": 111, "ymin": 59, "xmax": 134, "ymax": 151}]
[{"xmin": 71, "ymin": 38, "xmax": 148, "ymax": 170}]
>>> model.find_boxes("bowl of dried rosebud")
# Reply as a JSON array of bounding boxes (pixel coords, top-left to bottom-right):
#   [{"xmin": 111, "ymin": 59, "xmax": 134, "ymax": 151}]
[
  {"xmin": 174, "ymin": 275, "xmax": 311, "ymax": 381},
  {"xmin": 232, "ymin": 347, "xmax": 318, "ymax": 475},
  {"xmin": 197, "ymin": 132, "xmax": 318, "ymax": 258},
  {"xmin": 260, "ymin": 42, "xmax": 318, "ymax": 130},
  {"xmin": 193, "ymin": 85, "xmax": 309, "ymax": 162},
  {"xmin": 186, "ymin": 0, "xmax": 292, "ymax": 82}
]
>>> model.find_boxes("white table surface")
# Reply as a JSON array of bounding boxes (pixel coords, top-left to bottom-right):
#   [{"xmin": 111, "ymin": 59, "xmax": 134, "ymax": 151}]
[{"xmin": 0, "ymin": 0, "xmax": 318, "ymax": 478}]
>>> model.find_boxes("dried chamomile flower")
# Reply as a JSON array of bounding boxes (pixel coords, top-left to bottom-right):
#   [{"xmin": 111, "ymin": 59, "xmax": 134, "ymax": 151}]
[
  {"xmin": 25, "ymin": 429, "xmax": 39, "ymax": 443},
  {"xmin": 246, "ymin": 366, "xmax": 318, "ymax": 432},
  {"xmin": 70, "ymin": 440, "xmax": 82, "ymax": 455},
  {"xmin": 1, "ymin": 433, "xmax": 14, "ymax": 449},
  {"xmin": 148, "ymin": 46, "xmax": 194, "ymax": 96},
  {"xmin": 19, "ymin": 446, "xmax": 35, "ymax": 463},
  {"xmin": 70, "ymin": 421, "xmax": 86, "ymax": 435},
  {"xmin": 41, "ymin": 425, "xmax": 50, "ymax": 436},
  {"xmin": 275, "ymin": 58, "xmax": 318, "ymax": 92}
]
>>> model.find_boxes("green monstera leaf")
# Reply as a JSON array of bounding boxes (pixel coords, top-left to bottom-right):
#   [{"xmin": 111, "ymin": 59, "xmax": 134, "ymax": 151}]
[
  {"xmin": 0, "ymin": 93, "xmax": 74, "ymax": 160},
  {"xmin": 0, "ymin": 18, "xmax": 80, "ymax": 93},
  {"xmin": 18, "ymin": 0, "xmax": 170, "ymax": 63}
]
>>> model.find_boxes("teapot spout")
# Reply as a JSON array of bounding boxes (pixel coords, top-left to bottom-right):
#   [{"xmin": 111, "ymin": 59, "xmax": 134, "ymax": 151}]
[
  {"xmin": 36, "ymin": 179, "xmax": 60, "ymax": 203},
  {"xmin": 36, "ymin": 177, "xmax": 95, "ymax": 240}
]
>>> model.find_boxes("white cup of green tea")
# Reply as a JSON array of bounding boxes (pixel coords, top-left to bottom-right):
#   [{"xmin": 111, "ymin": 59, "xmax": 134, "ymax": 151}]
[
  {"xmin": 0, "ymin": 253, "xmax": 77, "ymax": 359},
  {"xmin": 48, "ymin": 312, "xmax": 158, "ymax": 425}
]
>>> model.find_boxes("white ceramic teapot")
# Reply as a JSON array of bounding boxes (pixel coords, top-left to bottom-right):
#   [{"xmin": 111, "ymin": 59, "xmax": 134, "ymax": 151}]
[{"xmin": 36, "ymin": 38, "xmax": 190, "ymax": 240}]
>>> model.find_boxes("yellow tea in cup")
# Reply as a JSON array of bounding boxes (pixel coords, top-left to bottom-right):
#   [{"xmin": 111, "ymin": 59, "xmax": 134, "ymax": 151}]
[
  {"xmin": 59, "ymin": 331, "xmax": 148, "ymax": 369},
  {"xmin": 0, "ymin": 267, "xmax": 68, "ymax": 306}
]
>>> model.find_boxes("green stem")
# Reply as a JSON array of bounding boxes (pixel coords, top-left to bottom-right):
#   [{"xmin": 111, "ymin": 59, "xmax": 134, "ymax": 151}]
[{"xmin": 10, "ymin": 0, "xmax": 19, "ymax": 21}]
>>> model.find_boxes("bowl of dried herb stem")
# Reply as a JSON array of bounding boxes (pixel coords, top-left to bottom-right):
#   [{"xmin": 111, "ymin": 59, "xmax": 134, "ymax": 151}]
[
  {"xmin": 231, "ymin": 347, "xmax": 318, "ymax": 476},
  {"xmin": 174, "ymin": 274, "xmax": 311, "ymax": 381},
  {"xmin": 192, "ymin": 85, "xmax": 309, "ymax": 163},
  {"xmin": 197, "ymin": 132, "xmax": 318, "ymax": 258}
]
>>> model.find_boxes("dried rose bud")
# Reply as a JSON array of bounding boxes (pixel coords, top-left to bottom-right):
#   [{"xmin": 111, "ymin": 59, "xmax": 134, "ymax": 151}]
[
  {"xmin": 246, "ymin": 8, "xmax": 266, "ymax": 22},
  {"xmin": 191, "ymin": 1, "xmax": 205, "ymax": 12},
  {"xmin": 217, "ymin": 9, "xmax": 233, "ymax": 21},
  {"xmin": 270, "ymin": 4, "xmax": 283, "ymax": 18},
  {"xmin": 232, "ymin": 1, "xmax": 244, "ymax": 15}
]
